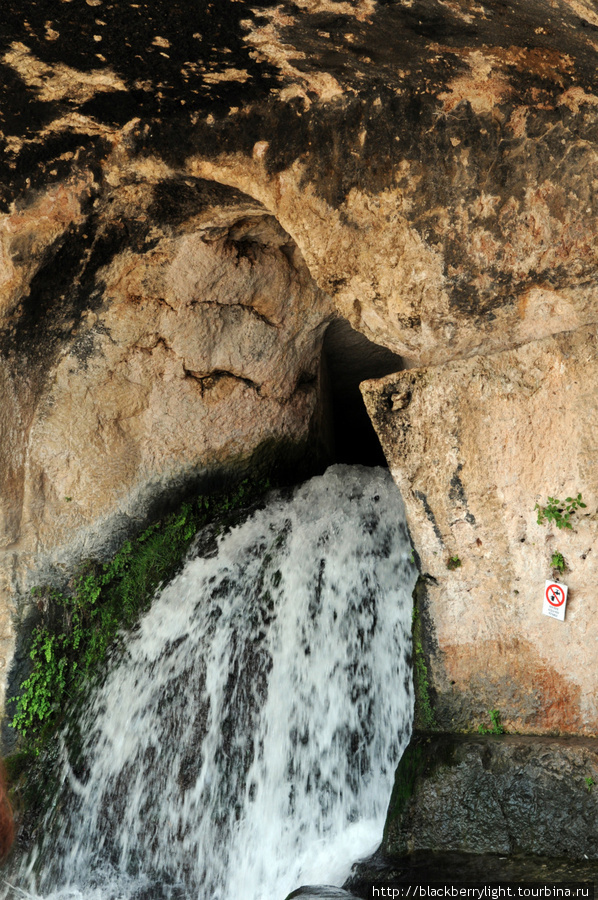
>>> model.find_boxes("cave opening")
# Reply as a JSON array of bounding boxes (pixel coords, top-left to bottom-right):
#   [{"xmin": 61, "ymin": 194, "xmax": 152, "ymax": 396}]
[{"xmin": 322, "ymin": 318, "xmax": 403, "ymax": 467}]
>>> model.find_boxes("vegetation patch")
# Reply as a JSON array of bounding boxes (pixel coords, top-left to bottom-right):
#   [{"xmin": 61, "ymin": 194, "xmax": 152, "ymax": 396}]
[
  {"xmin": 551, "ymin": 551, "xmax": 566, "ymax": 574},
  {"xmin": 411, "ymin": 585, "xmax": 436, "ymax": 732},
  {"xmin": 535, "ymin": 494, "xmax": 586, "ymax": 530},
  {"xmin": 585, "ymin": 776, "xmax": 595, "ymax": 793},
  {"xmin": 10, "ymin": 476, "xmax": 274, "ymax": 755},
  {"xmin": 477, "ymin": 709, "xmax": 505, "ymax": 735}
]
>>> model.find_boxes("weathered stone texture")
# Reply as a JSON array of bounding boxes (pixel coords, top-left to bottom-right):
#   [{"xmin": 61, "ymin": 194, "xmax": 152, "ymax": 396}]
[
  {"xmin": 0, "ymin": 176, "xmax": 332, "ymax": 714},
  {"xmin": 4, "ymin": 0, "xmax": 598, "ymax": 727},
  {"xmin": 3, "ymin": 0, "xmax": 598, "ymax": 366},
  {"xmin": 362, "ymin": 325, "xmax": 598, "ymax": 734},
  {"xmin": 382, "ymin": 734, "xmax": 598, "ymax": 859}
]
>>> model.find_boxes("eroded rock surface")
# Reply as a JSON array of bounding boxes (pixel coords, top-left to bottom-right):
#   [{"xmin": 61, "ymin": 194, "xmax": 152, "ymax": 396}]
[
  {"xmin": 3, "ymin": 1, "xmax": 598, "ymax": 364},
  {"xmin": 3, "ymin": 0, "xmax": 598, "ymax": 729},
  {"xmin": 382, "ymin": 733, "xmax": 598, "ymax": 859},
  {"xmin": 0, "ymin": 175, "xmax": 332, "ymax": 711},
  {"xmin": 362, "ymin": 325, "xmax": 598, "ymax": 734}
]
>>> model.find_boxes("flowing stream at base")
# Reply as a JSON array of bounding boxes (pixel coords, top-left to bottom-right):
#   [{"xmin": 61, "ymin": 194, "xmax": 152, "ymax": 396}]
[{"xmin": 11, "ymin": 465, "xmax": 416, "ymax": 900}]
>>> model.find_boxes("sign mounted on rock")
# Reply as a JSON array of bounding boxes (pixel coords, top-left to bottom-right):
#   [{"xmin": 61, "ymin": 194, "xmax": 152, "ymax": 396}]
[{"xmin": 543, "ymin": 581, "xmax": 568, "ymax": 621}]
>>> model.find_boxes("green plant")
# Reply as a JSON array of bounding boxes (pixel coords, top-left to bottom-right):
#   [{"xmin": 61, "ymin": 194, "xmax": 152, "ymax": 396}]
[
  {"xmin": 11, "ymin": 476, "xmax": 272, "ymax": 753},
  {"xmin": 535, "ymin": 494, "xmax": 587, "ymax": 530},
  {"xmin": 411, "ymin": 586, "xmax": 436, "ymax": 732},
  {"xmin": 585, "ymin": 776, "xmax": 595, "ymax": 793},
  {"xmin": 551, "ymin": 551, "xmax": 566, "ymax": 574},
  {"xmin": 478, "ymin": 709, "xmax": 505, "ymax": 735},
  {"xmin": 446, "ymin": 555, "xmax": 461, "ymax": 570}
]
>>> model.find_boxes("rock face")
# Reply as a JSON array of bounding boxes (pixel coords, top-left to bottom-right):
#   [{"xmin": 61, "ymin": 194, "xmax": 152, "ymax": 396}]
[
  {"xmin": 3, "ymin": 0, "xmax": 598, "ymax": 732},
  {"xmin": 3, "ymin": 0, "xmax": 598, "ymax": 368},
  {"xmin": 0, "ymin": 175, "xmax": 332, "ymax": 713},
  {"xmin": 362, "ymin": 326, "xmax": 598, "ymax": 734},
  {"xmin": 383, "ymin": 733, "xmax": 598, "ymax": 859}
]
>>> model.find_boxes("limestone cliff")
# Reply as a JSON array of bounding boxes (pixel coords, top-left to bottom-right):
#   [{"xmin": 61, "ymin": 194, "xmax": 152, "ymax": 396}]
[
  {"xmin": 2, "ymin": 0, "xmax": 598, "ymax": 733},
  {"xmin": 362, "ymin": 329, "xmax": 598, "ymax": 734},
  {"xmin": 0, "ymin": 175, "xmax": 332, "ymax": 713}
]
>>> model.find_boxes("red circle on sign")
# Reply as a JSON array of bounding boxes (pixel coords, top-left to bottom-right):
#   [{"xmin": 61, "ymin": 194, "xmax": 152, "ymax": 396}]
[{"xmin": 546, "ymin": 584, "xmax": 565, "ymax": 607}]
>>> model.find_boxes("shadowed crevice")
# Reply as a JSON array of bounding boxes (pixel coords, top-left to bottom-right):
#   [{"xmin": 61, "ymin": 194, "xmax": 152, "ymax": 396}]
[{"xmin": 323, "ymin": 318, "xmax": 403, "ymax": 467}]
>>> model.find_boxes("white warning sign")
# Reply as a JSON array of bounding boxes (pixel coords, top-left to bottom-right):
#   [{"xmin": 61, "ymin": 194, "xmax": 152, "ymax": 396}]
[{"xmin": 543, "ymin": 581, "xmax": 568, "ymax": 621}]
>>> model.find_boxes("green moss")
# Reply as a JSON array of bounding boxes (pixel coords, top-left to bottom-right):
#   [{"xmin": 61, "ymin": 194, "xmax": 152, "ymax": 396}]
[
  {"xmin": 4, "ymin": 750, "xmax": 32, "ymax": 785},
  {"xmin": 383, "ymin": 740, "xmax": 425, "ymax": 847},
  {"xmin": 551, "ymin": 551, "xmax": 566, "ymax": 574},
  {"xmin": 10, "ymin": 473, "xmax": 277, "ymax": 754},
  {"xmin": 411, "ymin": 583, "xmax": 436, "ymax": 732}
]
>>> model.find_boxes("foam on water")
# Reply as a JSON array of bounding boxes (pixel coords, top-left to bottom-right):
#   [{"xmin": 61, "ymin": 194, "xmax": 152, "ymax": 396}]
[{"xmin": 9, "ymin": 465, "xmax": 416, "ymax": 900}]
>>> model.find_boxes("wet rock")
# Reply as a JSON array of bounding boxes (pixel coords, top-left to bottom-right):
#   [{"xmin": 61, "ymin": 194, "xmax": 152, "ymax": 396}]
[
  {"xmin": 286, "ymin": 889, "xmax": 362, "ymax": 899},
  {"xmin": 346, "ymin": 850, "xmax": 598, "ymax": 895},
  {"xmin": 381, "ymin": 733, "xmax": 598, "ymax": 860}
]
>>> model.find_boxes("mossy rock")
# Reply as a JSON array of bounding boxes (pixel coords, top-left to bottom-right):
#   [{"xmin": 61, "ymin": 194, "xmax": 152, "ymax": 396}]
[
  {"xmin": 8, "ymin": 437, "xmax": 319, "ymax": 757},
  {"xmin": 411, "ymin": 577, "xmax": 437, "ymax": 732}
]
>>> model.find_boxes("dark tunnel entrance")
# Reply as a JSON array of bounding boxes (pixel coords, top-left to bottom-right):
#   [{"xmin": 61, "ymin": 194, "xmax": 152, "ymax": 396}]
[{"xmin": 322, "ymin": 319, "xmax": 403, "ymax": 467}]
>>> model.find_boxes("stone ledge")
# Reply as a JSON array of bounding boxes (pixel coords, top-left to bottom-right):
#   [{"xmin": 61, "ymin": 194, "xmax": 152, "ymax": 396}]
[{"xmin": 382, "ymin": 733, "xmax": 598, "ymax": 860}]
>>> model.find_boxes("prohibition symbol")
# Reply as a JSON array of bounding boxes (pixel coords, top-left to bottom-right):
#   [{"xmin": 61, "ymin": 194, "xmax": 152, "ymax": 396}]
[{"xmin": 546, "ymin": 583, "xmax": 565, "ymax": 607}]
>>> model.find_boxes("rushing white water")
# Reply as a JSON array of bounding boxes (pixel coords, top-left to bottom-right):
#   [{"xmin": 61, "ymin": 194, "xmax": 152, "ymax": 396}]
[{"xmin": 11, "ymin": 465, "xmax": 416, "ymax": 900}]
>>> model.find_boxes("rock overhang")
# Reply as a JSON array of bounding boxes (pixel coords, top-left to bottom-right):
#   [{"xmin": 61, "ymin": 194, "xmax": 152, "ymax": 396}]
[{"xmin": 3, "ymin": 1, "xmax": 598, "ymax": 367}]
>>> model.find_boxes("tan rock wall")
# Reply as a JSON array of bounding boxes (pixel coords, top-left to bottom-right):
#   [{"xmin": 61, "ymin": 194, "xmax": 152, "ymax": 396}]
[
  {"xmin": 362, "ymin": 325, "xmax": 598, "ymax": 735},
  {"xmin": 188, "ymin": 152, "xmax": 598, "ymax": 369},
  {"xmin": 0, "ymin": 176, "xmax": 332, "ymax": 715}
]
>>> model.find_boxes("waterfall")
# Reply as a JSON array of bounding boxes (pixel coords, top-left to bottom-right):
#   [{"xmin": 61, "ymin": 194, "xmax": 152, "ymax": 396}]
[{"xmin": 9, "ymin": 465, "xmax": 416, "ymax": 900}]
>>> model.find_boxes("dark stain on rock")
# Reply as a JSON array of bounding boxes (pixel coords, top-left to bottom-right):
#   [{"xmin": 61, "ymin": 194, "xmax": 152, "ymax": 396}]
[
  {"xmin": 149, "ymin": 177, "xmax": 263, "ymax": 228},
  {"xmin": 449, "ymin": 464, "xmax": 466, "ymax": 505},
  {"xmin": 1, "ymin": 199, "xmax": 154, "ymax": 397},
  {"xmin": 0, "ymin": 0, "xmax": 284, "ymax": 209},
  {"xmin": 449, "ymin": 463, "xmax": 476, "ymax": 525},
  {"xmin": 3, "ymin": 219, "xmax": 95, "ymax": 370},
  {"xmin": 1, "ymin": 0, "xmax": 598, "ymax": 327},
  {"xmin": 0, "ymin": 127, "xmax": 110, "ymax": 213},
  {"xmin": 414, "ymin": 490, "xmax": 444, "ymax": 545}
]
